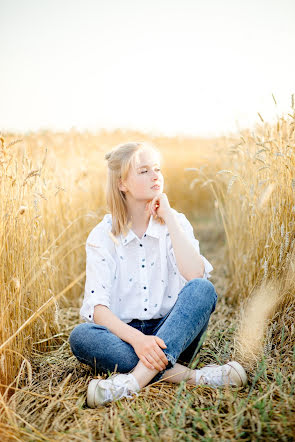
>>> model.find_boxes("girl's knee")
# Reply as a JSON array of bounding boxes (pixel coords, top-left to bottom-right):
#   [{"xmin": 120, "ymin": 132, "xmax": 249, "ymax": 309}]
[
  {"xmin": 187, "ymin": 278, "xmax": 218, "ymax": 310},
  {"xmin": 69, "ymin": 322, "xmax": 107, "ymax": 353},
  {"xmin": 69, "ymin": 323, "xmax": 87, "ymax": 353}
]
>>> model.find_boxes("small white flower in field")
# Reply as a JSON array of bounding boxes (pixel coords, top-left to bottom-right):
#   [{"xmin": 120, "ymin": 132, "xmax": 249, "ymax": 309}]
[{"xmin": 18, "ymin": 205, "xmax": 28, "ymax": 215}]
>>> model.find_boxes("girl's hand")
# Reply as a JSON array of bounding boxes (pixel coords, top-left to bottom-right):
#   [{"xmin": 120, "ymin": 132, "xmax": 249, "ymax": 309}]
[
  {"xmin": 131, "ymin": 333, "xmax": 169, "ymax": 371},
  {"xmin": 145, "ymin": 193, "xmax": 171, "ymax": 222}
]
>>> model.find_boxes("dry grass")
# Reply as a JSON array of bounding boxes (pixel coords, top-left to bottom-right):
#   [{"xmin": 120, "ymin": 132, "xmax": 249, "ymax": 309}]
[
  {"xmin": 233, "ymin": 278, "xmax": 287, "ymax": 370},
  {"xmin": 196, "ymin": 109, "xmax": 295, "ymax": 298},
  {"xmin": 1, "ymin": 220, "xmax": 294, "ymax": 441},
  {"xmin": 191, "ymin": 104, "xmax": 295, "ymax": 369},
  {"xmin": 0, "ymin": 109, "xmax": 295, "ymax": 440}
]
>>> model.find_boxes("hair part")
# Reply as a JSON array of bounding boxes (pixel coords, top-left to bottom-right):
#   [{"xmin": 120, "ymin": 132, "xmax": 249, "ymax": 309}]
[{"xmin": 104, "ymin": 141, "xmax": 165, "ymax": 238}]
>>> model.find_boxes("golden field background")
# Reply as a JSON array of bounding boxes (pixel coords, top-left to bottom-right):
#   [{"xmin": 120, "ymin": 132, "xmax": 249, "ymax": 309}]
[
  {"xmin": 0, "ymin": 104, "xmax": 294, "ymax": 440},
  {"xmin": 0, "ymin": 130, "xmax": 222, "ymax": 385}
]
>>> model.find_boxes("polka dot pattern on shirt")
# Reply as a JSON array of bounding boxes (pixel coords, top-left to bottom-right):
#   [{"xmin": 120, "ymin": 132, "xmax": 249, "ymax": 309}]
[{"xmin": 80, "ymin": 210, "xmax": 213, "ymax": 324}]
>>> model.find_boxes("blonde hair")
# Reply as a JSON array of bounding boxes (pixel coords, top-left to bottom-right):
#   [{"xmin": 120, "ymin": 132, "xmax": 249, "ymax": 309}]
[{"xmin": 104, "ymin": 141, "xmax": 165, "ymax": 238}]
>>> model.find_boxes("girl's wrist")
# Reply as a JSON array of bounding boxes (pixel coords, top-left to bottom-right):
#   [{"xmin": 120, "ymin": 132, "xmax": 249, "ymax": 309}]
[
  {"xmin": 162, "ymin": 208, "xmax": 175, "ymax": 224},
  {"xmin": 126, "ymin": 326, "xmax": 144, "ymax": 345}
]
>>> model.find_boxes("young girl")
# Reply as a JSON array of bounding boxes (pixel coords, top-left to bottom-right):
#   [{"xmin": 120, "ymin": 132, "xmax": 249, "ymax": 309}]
[{"xmin": 69, "ymin": 141, "xmax": 247, "ymax": 407}]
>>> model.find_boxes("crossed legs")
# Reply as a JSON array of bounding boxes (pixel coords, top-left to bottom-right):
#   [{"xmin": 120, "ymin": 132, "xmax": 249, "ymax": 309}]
[{"xmin": 69, "ymin": 278, "xmax": 217, "ymax": 387}]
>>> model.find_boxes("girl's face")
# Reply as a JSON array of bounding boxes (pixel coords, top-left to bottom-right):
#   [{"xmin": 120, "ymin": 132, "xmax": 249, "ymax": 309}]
[{"xmin": 119, "ymin": 148, "xmax": 164, "ymax": 202}]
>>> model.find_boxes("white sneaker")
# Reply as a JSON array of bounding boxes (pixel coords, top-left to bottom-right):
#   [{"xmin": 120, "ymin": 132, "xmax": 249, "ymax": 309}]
[
  {"xmin": 195, "ymin": 361, "xmax": 247, "ymax": 387},
  {"xmin": 87, "ymin": 373, "xmax": 140, "ymax": 407}
]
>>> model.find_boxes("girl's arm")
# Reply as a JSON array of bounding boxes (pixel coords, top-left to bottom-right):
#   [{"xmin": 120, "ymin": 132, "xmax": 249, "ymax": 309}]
[
  {"xmin": 164, "ymin": 210, "xmax": 205, "ymax": 280},
  {"xmin": 94, "ymin": 305, "xmax": 168, "ymax": 371},
  {"xmin": 94, "ymin": 304, "xmax": 142, "ymax": 344}
]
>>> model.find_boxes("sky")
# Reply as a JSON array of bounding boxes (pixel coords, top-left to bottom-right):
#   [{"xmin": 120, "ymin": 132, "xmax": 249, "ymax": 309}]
[{"xmin": 0, "ymin": 0, "xmax": 294, "ymax": 137}]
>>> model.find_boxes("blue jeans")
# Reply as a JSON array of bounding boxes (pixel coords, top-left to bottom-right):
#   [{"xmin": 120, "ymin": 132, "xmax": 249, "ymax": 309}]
[{"xmin": 69, "ymin": 278, "xmax": 218, "ymax": 384}]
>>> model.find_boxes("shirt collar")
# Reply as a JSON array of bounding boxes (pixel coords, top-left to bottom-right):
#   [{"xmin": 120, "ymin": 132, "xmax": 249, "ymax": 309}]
[{"xmin": 120, "ymin": 215, "xmax": 160, "ymax": 246}]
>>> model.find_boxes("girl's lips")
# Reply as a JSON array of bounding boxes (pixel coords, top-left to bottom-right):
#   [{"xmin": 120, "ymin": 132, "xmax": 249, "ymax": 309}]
[{"xmin": 151, "ymin": 185, "xmax": 160, "ymax": 190}]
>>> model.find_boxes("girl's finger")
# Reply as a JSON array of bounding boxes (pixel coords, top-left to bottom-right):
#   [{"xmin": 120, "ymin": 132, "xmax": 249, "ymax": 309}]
[
  {"xmin": 140, "ymin": 355, "xmax": 154, "ymax": 370},
  {"xmin": 155, "ymin": 336, "xmax": 167, "ymax": 348},
  {"xmin": 145, "ymin": 353, "xmax": 162, "ymax": 371},
  {"xmin": 153, "ymin": 343, "xmax": 168, "ymax": 365},
  {"xmin": 150, "ymin": 349, "xmax": 166, "ymax": 370}
]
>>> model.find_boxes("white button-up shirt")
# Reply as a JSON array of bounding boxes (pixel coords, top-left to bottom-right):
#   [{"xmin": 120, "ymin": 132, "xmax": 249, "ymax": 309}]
[{"xmin": 80, "ymin": 208, "xmax": 213, "ymax": 324}]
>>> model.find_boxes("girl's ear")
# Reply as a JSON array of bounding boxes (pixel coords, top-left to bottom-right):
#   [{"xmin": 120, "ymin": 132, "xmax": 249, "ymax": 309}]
[{"xmin": 118, "ymin": 178, "xmax": 126, "ymax": 192}]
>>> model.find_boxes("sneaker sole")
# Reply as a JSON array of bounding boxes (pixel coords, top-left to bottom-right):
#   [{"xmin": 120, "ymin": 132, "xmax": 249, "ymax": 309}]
[
  {"xmin": 87, "ymin": 379, "xmax": 102, "ymax": 407},
  {"xmin": 226, "ymin": 361, "xmax": 247, "ymax": 386}
]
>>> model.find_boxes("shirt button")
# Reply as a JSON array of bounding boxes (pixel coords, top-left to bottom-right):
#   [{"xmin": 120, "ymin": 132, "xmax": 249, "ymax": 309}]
[
  {"xmin": 139, "ymin": 244, "xmax": 143, "ymax": 247},
  {"xmin": 142, "ymin": 265, "xmax": 145, "ymax": 268},
  {"xmin": 144, "ymin": 286, "xmax": 146, "ymax": 289},
  {"xmin": 144, "ymin": 234, "xmax": 146, "ymax": 237},
  {"xmin": 144, "ymin": 308, "xmax": 147, "ymax": 311}
]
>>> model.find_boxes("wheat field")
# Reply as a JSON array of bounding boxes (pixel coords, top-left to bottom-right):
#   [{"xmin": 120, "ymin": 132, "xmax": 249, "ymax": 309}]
[{"xmin": 0, "ymin": 103, "xmax": 294, "ymax": 440}]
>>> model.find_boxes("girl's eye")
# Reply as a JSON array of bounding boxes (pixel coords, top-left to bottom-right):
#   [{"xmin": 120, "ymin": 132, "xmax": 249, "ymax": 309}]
[{"xmin": 140, "ymin": 168, "xmax": 161, "ymax": 174}]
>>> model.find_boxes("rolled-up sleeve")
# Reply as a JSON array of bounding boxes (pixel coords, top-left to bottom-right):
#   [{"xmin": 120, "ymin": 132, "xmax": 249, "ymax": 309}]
[
  {"xmin": 170, "ymin": 212, "xmax": 213, "ymax": 281},
  {"xmin": 80, "ymin": 241, "xmax": 116, "ymax": 322}
]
